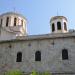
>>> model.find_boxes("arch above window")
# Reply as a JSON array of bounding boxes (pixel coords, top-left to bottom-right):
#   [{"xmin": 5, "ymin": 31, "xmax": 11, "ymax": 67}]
[
  {"xmin": 57, "ymin": 22, "xmax": 61, "ymax": 30},
  {"xmin": 35, "ymin": 51, "xmax": 41, "ymax": 61},
  {"xmin": 62, "ymin": 49, "xmax": 68, "ymax": 60}
]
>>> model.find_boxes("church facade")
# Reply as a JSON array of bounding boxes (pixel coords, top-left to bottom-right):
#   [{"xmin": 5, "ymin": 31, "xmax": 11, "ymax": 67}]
[{"xmin": 0, "ymin": 12, "xmax": 75, "ymax": 75}]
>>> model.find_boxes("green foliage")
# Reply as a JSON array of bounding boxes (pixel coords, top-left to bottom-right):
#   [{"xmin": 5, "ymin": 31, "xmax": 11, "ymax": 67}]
[
  {"xmin": 5, "ymin": 70, "xmax": 52, "ymax": 75},
  {"xmin": 4, "ymin": 70, "xmax": 23, "ymax": 75},
  {"xmin": 31, "ymin": 70, "xmax": 38, "ymax": 75},
  {"xmin": 42, "ymin": 71, "xmax": 52, "ymax": 75},
  {"xmin": 31, "ymin": 70, "xmax": 52, "ymax": 75}
]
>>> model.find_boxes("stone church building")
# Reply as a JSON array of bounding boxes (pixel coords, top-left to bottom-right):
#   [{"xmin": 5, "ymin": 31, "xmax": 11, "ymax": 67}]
[{"xmin": 0, "ymin": 12, "xmax": 75, "ymax": 75}]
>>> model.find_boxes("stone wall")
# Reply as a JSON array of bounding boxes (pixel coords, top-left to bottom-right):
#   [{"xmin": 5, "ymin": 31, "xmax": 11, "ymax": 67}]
[{"xmin": 0, "ymin": 37, "xmax": 75, "ymax": 73}]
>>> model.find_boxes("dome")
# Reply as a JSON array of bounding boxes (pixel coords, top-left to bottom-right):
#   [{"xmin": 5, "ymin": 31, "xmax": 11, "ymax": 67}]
[
  {"xmin": 50, "ymin": 16, "xmax": 67, "ymax": 22},
  {"xmin": 0, "ymin": 12, "xmax": 28, "ymax": 40},
  {"xmin": 0, "ymin": 12, "xmax": 27, "ymax": 20},
  {"xmin": 50, "ymin": 16, "xmax": 68, "ymax": 33}
]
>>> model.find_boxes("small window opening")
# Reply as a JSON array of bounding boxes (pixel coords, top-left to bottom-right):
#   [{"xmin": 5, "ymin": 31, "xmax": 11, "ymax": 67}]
[
  {"xmin": 21, "ymin": 20, "xmax": 23, "ymax": 26},
  {"xmin": 62, "ymin": 49, "xmax": 68, "ymax": 60},
  {"xmin": 52, "ymin": 23, "xmax": 55, "ymax": 32},
  {"xmin": 14, "ymin": 18, "xmax": 17, "ymax": 26},
  {"xmin": 57, "ymin": 22, "xmax": 61, "ymax": 30},
  {"xmin": 0, "ymin": 19, "xmax": 3, "ymax": 26},
  {"xmin": 64, "ymin": 22, "xmax": 67, "ymax": 31},
  {"xmin": 6, "ymin": 17, "xmax": 9, "ymax": 27},
  {"xmin": 35, "ymin": 51, "xmax": 41, "ymax": 61},
  {"xmin": 16, "ymin": 52, "xmax": 22, "ymax": 62}
]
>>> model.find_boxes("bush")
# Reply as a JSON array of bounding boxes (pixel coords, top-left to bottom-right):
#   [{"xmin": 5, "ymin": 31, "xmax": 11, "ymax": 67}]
[
  {"xmin": 31, "ymin": 70, "xmax": 52, "ymax": 75},
  {"xmin": 4, "ymin": 70, "xmax": 23, "ymax": 75},
  {"xmin": 31, "ymin": 70, "xmax": 39, "ymax": 75},
  {"xmin": 42, "ymin": 71, "xmax": 52, "ymax": 75}
]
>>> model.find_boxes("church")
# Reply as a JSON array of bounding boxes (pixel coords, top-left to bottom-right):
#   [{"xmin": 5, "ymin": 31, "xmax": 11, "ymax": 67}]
[{"xmin": 0, "ymin": 12, "xmax": 75, "ymax": 75}]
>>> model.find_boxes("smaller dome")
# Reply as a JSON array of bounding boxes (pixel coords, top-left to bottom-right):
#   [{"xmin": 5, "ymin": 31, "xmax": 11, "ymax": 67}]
[
  {"xmin": 50, "ymin": 16, "xmax": 67, "ymax": 23},
  {"xmin": 50, "ymin": 16, "xmax": 68, "ymax": 33}
]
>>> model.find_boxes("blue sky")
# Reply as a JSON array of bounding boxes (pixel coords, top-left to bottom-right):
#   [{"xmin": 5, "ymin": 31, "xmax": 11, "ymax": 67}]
[{"xmin": 0, "ymin": 0, "xmax": 75, "ymax": 35}]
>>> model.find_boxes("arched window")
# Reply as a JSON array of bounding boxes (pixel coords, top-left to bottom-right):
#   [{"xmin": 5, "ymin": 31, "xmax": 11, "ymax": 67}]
[
  {"xmin": 6, "ymin": 17, "xmax": 9, "ymax": 27},
  {"xmin": 62, "ymin": 49, "xmax": 68, "ymax": 60},
  {"xmin": 16, "ymin": 52, "xmax": 22, "ymax": 62},
  {"xmin": 64, "ymin": 22, "xmax": 67, "ymax": 31},
  {"xmin": 52, "ymin": 23, "xmax": 55, "ymax": 32},
  {"xmin": 14, "ymin": 18, "xmax": 17, "ymax": 26},
  {"xmin": 21, "ymin": 20, "xmax": 23, "ymax": 26},
  {"xmin": 57, "ymin": 22, "xmax": 61, "ymax": 30},
  {"xmin": 0, "ymin": 19, "xmax": 3, "ymax": 26},
  {"xmin": 35, "ymin": 51, "xmax": 41, "ymax": 61}
]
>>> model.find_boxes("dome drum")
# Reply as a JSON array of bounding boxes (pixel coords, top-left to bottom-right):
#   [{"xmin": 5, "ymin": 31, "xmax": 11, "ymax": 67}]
[{"xmin": 50, "ymin": 16, "xmax": 68, "ymax": 33}]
